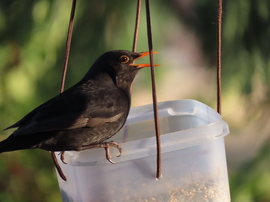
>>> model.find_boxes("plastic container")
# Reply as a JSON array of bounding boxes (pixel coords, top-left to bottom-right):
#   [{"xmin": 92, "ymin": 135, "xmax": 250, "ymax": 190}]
[{"xmin": 56, "ymin": 99, "xmax": 230, "ymax": 202}]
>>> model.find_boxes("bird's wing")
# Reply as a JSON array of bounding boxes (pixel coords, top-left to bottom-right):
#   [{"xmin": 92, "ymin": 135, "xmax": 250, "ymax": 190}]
[{"xmin": 6, "ymin": 84, "xmax": 129, "ymax": 136}]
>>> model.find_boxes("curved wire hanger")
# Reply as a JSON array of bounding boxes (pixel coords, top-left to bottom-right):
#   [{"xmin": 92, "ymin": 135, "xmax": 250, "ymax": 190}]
[{"xmin": 52, "ymin": 0, "xmax": 223, "ymax": 182}]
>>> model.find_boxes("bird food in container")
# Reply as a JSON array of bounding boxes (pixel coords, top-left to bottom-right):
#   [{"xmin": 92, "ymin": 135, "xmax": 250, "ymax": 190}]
[{"xmin": 56, "ymin": 99, "xmax": 231, "ymax": 202}]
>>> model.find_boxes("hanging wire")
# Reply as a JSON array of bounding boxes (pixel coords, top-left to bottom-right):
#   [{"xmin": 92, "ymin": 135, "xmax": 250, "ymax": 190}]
[
  {"xmin": 132, "ymin": 0, "xmax": 142, "ymax": 53},
  {"xmin": 50, "ymin": 0, "xmax": 220, "ymax": 183},
  {"xmin": 123, "ymin": 0, "xmax": 143, "ymax": 143},
  {"xmin": 217, "ymin": 0, "xmax": 223, "ymax": 114},
  {"xmin": 51, "ymin": 0, "xmax": 77, "ymax": 181},
  {"xmin": 59, "ymin": 0, "xmax": 77, "ymax": 94},
  {"xmin": 52, "ymin": 0, "xmax": 160, "ymax": 181},
  {"xmin": 145, "ymin": 0, "xmax": 162, "ymax": 179}
]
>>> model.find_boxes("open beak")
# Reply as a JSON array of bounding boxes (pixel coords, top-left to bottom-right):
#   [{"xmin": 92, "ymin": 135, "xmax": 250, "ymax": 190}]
[{"xmin": 130, "ymin": 51, "xmax": 159, "ymax": 69}]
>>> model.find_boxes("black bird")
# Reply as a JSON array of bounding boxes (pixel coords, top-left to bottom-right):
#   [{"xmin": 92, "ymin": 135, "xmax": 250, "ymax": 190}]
[{"xmin": 0, "ymin": 50, "xmax": 158, "ymax": 163}]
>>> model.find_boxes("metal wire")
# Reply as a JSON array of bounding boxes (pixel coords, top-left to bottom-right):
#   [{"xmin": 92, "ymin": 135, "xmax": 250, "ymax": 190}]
[
  {"xmin": 132, "ymin": 0, "xmax": 142, "ymax": 53},
  {"xmin": 59, "ymin": 0, "xmax": 77, "ymax": 94},
  {"xmin": 51, "ymin": 0, "xmax": 77, "ymax": 181},
  {"xmin": 145, "ymin": 0, "xmax": 162, "ymax": 179},
  {"xmin": 217, "ymin": 0, "xmax": 223, "ymax": 114},
  {"xmin": 52, "ymin": 0, "xmax": 162, "ymax": 181}
]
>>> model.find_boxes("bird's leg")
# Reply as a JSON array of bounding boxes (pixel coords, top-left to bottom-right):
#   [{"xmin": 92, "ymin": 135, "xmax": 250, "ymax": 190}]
[{"xmin": 80, "ymin": 141, "xmax": 122, "ymax": 164}]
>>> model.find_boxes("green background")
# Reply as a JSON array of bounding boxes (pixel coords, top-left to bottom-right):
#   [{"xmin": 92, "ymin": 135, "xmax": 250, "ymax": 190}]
[{"xmin": 0, "ymin": 0, "xmax": 270, "ymax": 201}]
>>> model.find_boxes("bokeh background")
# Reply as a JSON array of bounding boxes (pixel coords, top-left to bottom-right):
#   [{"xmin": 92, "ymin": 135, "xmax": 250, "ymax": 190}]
[{"xmin": 0, "ymin": 0, "xmax": 270, "ymax": 201}]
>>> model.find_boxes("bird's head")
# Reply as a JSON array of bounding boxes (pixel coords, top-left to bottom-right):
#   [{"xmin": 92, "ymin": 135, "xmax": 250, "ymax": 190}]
[{"xmin": 85, "ymin": 50, "xmax": 158, "ymax": 92}]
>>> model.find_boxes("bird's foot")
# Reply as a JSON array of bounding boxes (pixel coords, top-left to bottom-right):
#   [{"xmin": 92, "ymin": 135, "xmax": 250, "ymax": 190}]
[{"xmin": 81, "ymin": 141, "xmax": 122, "ymax": 164}]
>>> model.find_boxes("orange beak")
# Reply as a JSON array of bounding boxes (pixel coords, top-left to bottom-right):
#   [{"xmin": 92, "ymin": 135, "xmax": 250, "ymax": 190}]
[{"xmin": 130, "ymin": 51, "xmax": 159, "ymax": 69}]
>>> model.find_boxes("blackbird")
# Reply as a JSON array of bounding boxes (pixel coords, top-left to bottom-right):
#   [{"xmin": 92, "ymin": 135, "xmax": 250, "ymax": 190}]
[{"xmin": 0, "ymin": 50, "xmax": 158, "ymax": 163}]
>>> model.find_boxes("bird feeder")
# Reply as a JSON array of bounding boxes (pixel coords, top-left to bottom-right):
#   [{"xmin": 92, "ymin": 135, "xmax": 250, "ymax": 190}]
[{"xmin": 56, "ymin": 99, "xmax": 230, "ymax": 201}]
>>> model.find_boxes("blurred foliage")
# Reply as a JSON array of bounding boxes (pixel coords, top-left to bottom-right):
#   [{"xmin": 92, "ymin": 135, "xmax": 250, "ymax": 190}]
[
  {"xmin": 0, "ymin": 0, "xmax": 269, "ymax": 201},
  {"xmin": 230, "ymin": 140, "xmax": 270, "ymax": 202},
  {"xmin": 168, "ymin": 0, "xmax": 270, "ymax": 96}
]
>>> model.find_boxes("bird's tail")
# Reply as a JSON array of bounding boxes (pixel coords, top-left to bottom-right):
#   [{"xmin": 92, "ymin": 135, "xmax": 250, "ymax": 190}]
[{"xmin": 0, "ymin": 134, "xmax": 32, "ymax": 153}]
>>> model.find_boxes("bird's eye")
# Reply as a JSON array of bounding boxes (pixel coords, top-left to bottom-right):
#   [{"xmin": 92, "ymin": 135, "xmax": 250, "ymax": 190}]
[{"xmin": 119, "ymin": 55, "xmax": 130, "ymax": 64}]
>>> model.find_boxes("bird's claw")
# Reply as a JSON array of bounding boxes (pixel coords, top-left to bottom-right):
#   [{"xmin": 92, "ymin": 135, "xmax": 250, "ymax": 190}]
[
  {"xmin": 102, "ymin": 141, "xmax": 122, "ymax": 164},
  {"xmin": 81, "ymin": 141, "xmax": 122, "ymax": 164}
]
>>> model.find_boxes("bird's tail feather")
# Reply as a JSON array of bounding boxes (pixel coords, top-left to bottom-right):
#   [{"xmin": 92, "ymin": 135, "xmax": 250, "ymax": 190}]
[{"xmin": 0, "ymin": 134, "xmax": 34, "ymax": 153}]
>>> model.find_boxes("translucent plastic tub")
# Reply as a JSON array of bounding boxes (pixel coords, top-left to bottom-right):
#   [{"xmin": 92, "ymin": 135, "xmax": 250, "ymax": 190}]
[{"xmin": 56, "ymin": 99, "xmax": 230, "ymax": 202}]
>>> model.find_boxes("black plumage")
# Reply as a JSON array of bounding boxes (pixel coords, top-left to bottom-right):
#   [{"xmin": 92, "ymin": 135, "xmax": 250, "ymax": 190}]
[{"xmin": 0, "ymin": 50, "xmax": 157, "ymax": 161}]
